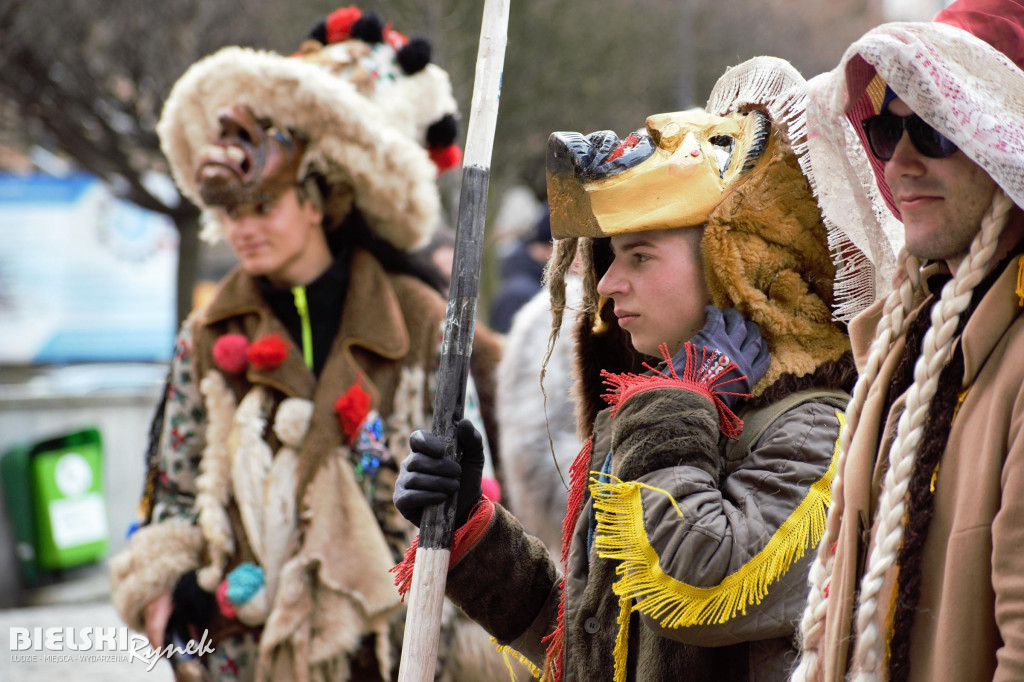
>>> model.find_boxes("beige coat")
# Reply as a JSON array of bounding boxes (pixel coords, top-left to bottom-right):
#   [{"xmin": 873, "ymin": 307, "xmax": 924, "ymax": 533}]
[{"xmin": 820, "ymin": 255, "xmax": 1024, "ymax": 681}]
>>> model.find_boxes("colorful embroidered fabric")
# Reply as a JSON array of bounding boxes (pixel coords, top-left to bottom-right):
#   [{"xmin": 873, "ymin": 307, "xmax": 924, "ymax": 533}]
[{"xmin": 152, "ymin": 324, "xmax": 205, "ymax": 525}]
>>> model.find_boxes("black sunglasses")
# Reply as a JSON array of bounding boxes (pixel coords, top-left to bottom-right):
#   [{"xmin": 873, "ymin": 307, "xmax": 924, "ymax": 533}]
[{"xmin": 861, "ymin": 113, "xmax": 959, "ymax": 162}]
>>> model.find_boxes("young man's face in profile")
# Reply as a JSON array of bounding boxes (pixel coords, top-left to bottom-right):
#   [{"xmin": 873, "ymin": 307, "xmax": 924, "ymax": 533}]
[{"xmin": 597, "ymin": 228, "xmax": 711, "ymax": 357}]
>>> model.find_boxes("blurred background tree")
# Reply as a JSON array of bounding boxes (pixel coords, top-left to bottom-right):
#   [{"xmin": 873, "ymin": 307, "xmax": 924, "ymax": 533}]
[{"xmin": 0, "ymin": 0, "xmax": 880, "ymax": 325}]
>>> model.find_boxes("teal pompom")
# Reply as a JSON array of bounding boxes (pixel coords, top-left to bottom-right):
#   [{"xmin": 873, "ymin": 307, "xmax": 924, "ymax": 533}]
[{"xmin": 225, "ymin": 562, "xmax": 264, "ymax": 606}]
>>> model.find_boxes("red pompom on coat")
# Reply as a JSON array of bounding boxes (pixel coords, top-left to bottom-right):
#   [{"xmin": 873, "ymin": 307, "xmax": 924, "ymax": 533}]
[
  {"xmin": 215, "ymin": 580, "xmax": 237, "ymax": 620},
  {"xmin": 212, "ymin": 334, "xmax": 250, "ymax": 375},
  {"xmin": 335, "ymin": 381, "xmax": 372, "ymax": 443},
  {"xmin": 247, "ymin": 333, "xmax": 289, "ymax": 371}
]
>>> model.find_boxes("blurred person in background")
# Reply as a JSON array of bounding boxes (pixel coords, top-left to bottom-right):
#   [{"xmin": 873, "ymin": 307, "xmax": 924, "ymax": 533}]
[
  {"xmin": 416, "ymin": 227, "xmax": 457, "ymax": 293},
  {"xmin": 108, "ymin": 7, "xmax": 511, "ymax": 681},
  {"xmin": 495, "ymin": 271, "xmax": 583, "ymax": 556},
  {"xmin": 490, "ymin": 208, "xmax": 554, "ymax": 333},
  {"xmin": 489, "ymin": 157, "xmax": 552, "ymax": 334}
]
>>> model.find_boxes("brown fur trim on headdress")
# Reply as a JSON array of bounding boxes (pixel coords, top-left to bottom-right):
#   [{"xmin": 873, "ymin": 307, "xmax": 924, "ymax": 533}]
[{"xmin": 702, "ymin": 140, "xmax": 850, "ymax": 394}]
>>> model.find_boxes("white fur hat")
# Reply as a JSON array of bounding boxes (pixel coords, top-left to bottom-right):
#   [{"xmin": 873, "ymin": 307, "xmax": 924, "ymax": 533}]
[{"xmin": 158, "ymin": 9, "xmax": 460, "ymax": 251}]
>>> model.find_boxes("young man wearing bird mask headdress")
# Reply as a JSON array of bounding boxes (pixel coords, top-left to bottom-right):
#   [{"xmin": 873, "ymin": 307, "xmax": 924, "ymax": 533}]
[
  {"xmin": 792, "ymin": 1, "xmax": 1024, "ymax": 680},
  {"xmin": 108, "ymin": 7, "xmax": 512, "ymax": 681},
  {"xmin": 393, "ymin": 57, "xmax": 856, "ymax": 681}
]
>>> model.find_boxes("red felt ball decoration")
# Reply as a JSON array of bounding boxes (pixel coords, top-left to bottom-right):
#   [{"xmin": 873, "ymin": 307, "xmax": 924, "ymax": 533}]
[
  {"xmin": 481, "ymin": 476, "xmax": 502, "ymax": 503},
  {"xmin": 247, "ymin": 333, "xmax": 289, "ymax": 371},
  {"xmin": 212, "ymin": 334, "xmax": 250, "ymax": 375},
  {"xmin": 429, "ymin": 145, "xmax": 462, "ymax": 173},
  {"xmin": 326, "ymin": 6, "xmax": 362, "ymax": 44},
  {"xmin": 216, "ymin": 580, "xmax": 237, "ymax": 620},
  {"xmin": 335, "ymin": 381, "xmax": 372, "ymax": 441}
]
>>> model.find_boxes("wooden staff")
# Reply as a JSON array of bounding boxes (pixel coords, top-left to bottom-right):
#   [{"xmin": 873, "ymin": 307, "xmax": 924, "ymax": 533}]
[{"xmin": 396, "ymin": 1, "xmax": 510, "ymax": 680}]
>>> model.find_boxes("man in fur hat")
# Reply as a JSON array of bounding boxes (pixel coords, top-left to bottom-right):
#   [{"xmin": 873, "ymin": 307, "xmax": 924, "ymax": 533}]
[
  {"xmin": 108, "ymin": 7, "xmax": 512, "ymax": 681},
  {"xmin": 791, "ymin": 2, "xmax": 1024, "ymax": 680},
  {"xmin": 393, "ymin": 57, "xmax": 856, "ymax": 681}
]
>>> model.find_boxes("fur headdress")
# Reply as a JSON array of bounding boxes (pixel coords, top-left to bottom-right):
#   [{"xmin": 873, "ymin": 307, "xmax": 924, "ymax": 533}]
[
  {"xmin": 158, "ymin": 6, "xmax": 460, "ymax": 251},
  {"xmin": 544, "ymin": 57, "xmax": 850, "ymax": 432}
]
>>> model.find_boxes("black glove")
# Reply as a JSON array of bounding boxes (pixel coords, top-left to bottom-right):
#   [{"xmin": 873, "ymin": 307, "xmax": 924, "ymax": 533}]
[
  {"xmin": 679, "ymin": 306, "xmax": 771, "ymax": 411},
  {"xmin": 394, "ymin": 419, "xmax": 484, "ymax": 529}
]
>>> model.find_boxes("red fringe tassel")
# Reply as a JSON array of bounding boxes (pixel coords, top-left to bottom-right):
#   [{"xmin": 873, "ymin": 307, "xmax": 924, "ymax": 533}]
[
  {"xmin": 391, "ymin": 498, "xmax": 495, "ymax": 601},
  {"xmin": 541, "ymin": 436, "xmax": 594, "ymax": 682},
  {"xmin": 600, "ymin": 343, "xmax": 747, "ymax": 440}
]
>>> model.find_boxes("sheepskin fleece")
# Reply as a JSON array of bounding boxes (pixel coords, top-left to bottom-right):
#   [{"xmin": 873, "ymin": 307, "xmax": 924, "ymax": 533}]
[
  {"xmin": 158, "ymin": 46, "xmax": 439, "ymax": 251},
  {"xmin": 109, "ymin": 519, "xmax": 204, "ymax": 632},
  {"xmin": 497, "ymin": 277, "xmax": 584, "ymax": 556},
  {"xmin": 301, "ymin": 38, "xmax": 458, "ymax": 150}
]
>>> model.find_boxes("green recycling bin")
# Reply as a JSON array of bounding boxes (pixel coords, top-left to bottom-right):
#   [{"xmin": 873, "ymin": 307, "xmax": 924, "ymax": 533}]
[{"xmin": 1, "ymin": 427, "xmax": 109, "ymax": 584}]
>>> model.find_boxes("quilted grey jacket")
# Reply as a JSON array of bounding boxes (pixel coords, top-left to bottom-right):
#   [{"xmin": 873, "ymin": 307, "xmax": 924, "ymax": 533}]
[{"xmin": 445, "ymin": 380, "xmax": 846, "ymax": 682}]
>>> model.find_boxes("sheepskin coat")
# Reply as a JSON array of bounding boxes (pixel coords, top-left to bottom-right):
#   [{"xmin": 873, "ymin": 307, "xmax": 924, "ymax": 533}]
[{"xmin": 111, "ymin": 248, "xmax": 505, "ymax": 681}]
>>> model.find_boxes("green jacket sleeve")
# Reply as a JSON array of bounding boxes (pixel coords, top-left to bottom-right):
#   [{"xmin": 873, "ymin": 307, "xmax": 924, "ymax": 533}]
[{"xmin": 444, "ymin": 501, "xmax": 560, "ymax": 666}]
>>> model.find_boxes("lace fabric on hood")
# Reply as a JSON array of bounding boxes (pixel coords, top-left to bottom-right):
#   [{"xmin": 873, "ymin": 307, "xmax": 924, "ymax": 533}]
[{"xmin": 799, "ymin": 19, "xmax": 1024, "ymax": 317}]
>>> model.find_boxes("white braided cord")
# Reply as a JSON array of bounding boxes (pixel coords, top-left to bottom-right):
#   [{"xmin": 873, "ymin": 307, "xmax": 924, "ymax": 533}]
[
  {"xmin": 792, "ymin": 253, "xmax": 920, "ymax": 680},
  {"xmin": 849, "ymin": 190, "xmax": 1012, "ymax": 677}
]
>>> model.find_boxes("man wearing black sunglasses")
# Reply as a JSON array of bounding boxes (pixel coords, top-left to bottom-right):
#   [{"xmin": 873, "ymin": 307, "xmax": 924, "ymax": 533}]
[
  {"xmin": 792, "ymin": 1, "xmax": 1024, "ymax": 681},
  {"xmin": 866, "ymin": 94, "xmax": 1011, "ymax": 266}
]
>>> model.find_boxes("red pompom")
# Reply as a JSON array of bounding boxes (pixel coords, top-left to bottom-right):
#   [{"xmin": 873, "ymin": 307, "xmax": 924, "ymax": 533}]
[
  {"xmin": 212, "ymin": 334, "xmax": 250, "ymax": 375},
  {"xmin": 384, "ymin": 25, "xmax": 409, "ymax": 49},
  {"xmin": 481, "ymin": 476, "xmax": 501, "ymax": 503},
  {"xmin": 247, "ymin": 333, "xmax": 289, "ymax": 371},
  {"xmin": 326, "ymin": 6, "xmax": 362, "ymax": 43},
  {"xmin": 429, "ymin": 145, "xmax": 462, "ymax": 173},
  {"xmin": 335, "ymin": 380, "xmax": 372, "ymax": 441},
  {"xmin": 216, "ymin": 580, "xmax": 236, "ymax": 620}
]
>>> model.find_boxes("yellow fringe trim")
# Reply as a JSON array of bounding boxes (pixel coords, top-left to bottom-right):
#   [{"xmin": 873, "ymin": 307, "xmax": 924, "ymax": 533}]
[
  {"xmin": 612, "ymin": 594, "xmax": 632, "ymax": 682},
  {"xmin": 492, "ymin": 639, "xmax": 543, "ymax": 681},
  {"xmin": 1016, "ymin": 255, "xmax": 1024, "ymax": 307},
  {"xmin": 884, "ymin": 559, "xmax": 902, "ymax": 667},
  {"xmin": 952, "ymin": 385, "xmax": 971, "ymax": 423},
  {"xmin": 592, "ymin": 411, "xmax": 845, "ymax": 647}
]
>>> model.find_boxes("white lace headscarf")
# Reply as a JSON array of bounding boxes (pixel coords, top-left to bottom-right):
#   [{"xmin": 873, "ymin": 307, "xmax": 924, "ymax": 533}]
[{"xmin": 792, "ymin": 12, "xmax": 1024, "ymax": 682}]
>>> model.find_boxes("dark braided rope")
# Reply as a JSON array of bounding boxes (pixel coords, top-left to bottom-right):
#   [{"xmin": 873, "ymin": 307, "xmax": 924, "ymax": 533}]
[
  {"xmin": 887, "ymin": 260, "xmax": 1008, "ymax": 681},
  {"xmin": 887, "ymin": 338, "xmax": 964, "ymax": 681}
]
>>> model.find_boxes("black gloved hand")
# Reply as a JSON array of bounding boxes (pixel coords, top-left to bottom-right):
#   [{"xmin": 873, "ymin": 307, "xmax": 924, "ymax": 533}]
[
  {"xmin": 678, "ymin": 306, "xmax": 771, "ymax": 411},
  {"xmin": 394, "ymin": 418, "xmax": 484, "ymax": 529}
]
